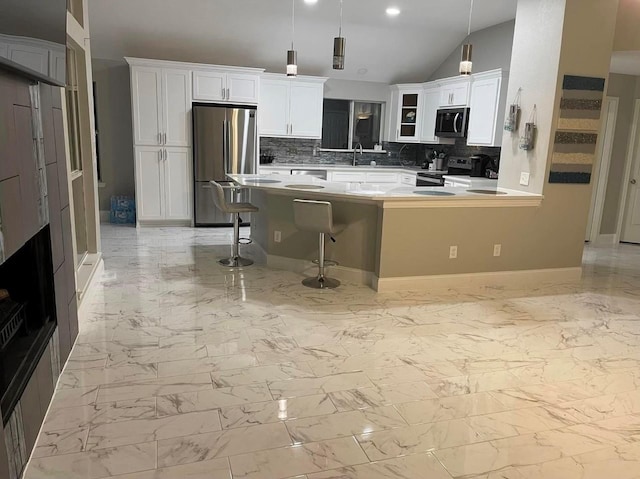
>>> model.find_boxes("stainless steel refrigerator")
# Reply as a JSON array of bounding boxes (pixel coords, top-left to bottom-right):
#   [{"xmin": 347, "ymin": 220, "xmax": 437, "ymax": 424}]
[{"xmin": 193, "ymin": 104, "xmax": 257, "ymax": 226}]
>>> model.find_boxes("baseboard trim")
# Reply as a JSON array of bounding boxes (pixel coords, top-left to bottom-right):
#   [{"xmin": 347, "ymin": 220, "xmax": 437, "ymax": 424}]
[
  {"xmin": 266, "ymin": 253, "xmax": 375, "ymax": 287},
  {"xmin": 594, "ymin": 234, "xmax": 618, "ymax": 245},
  {"xmin": 374, "ymin": 267, "xmax": 583, "ymax": 292},
  {"xmin": 78, "ymin": 255, "xmax": 104, "ymax": 311}
]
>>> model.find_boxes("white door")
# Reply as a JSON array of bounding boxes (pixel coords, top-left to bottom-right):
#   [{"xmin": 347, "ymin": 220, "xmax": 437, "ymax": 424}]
[
  {"xmin": 192, "ymin": 70, "xmax": 226, "ymax": 101},
  {"xmin": 467, "ymin": 77, "xmax": 501, "ymax": 146},
  {"xmin": 164, "ymin": 147, "xmax": 192, "ymax": 220},
  {"xmin": 131, "ymin": 67, "xmax": 163, "ymax": 146},
  {"xmin": 135, "ymin": 146, "xmax": 164, "ymax": 220},
  {"xmin": 290, "ymin": 82, "xmax": 324, "ymax": 138},
  {"xmin": 622, "ymin": 101, "xmax": 640, "ymax": 243},
  {"xmin": 227, "ymin": 73, "xmax": 260, "ymax": 104},
  {"xmin": 420, "ymin": 88, "xmax": 441, "ymax": 143},
  {"xmin": 259, "ymin": 79, "xmax": 290, "ymax": 136},
  {"xmin": 162, "ymin": 68, "xmax": 191, "ymax": 147}
]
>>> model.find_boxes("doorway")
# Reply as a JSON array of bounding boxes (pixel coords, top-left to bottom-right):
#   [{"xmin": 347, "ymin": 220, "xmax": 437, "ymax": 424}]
[
  {"xmin": 586, "ymin": 97, "xmax": 618, "ymax": 242},
  {"xmin": 620, "ymin": 99, "xmax": 640, "ymax": 243}
]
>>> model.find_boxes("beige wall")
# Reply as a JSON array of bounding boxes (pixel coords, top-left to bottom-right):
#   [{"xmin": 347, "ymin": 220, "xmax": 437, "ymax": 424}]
[
  {"xmin": 614, "ymin": 0, "xmax": 640, "ymax": 52},
  {"xmin": 92, "ymin": 59, "xmax": 135, "ymax": 211},
  {"xmin": 251, "ymin": 191, "xmax": 380, "ymax": 273},
  {"xmin": 429, "ymin": 21, "xmax": 515, "ymax": 81},
  {"xmin": 601, "ymin": 74, "xmax": 640, "ymax": 234}
]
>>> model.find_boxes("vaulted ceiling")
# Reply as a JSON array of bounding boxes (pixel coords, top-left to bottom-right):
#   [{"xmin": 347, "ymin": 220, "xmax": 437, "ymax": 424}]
[{"xmin": 88, "ymin": 0, "xmax": 517, "ymax": 84}]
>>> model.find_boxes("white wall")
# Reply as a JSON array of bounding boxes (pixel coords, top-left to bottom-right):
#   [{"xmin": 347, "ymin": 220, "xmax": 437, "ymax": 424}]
[
  {"xmin": 92, "ymin": 59, "xmax": 135, "ymax": 212},
  {"xmin": 429, "ymin": 21, "xmax": 515, "ymax": 81},
  {"xmin": 324, "ymin": 79, "xmax": 390, "ymax": 103}
]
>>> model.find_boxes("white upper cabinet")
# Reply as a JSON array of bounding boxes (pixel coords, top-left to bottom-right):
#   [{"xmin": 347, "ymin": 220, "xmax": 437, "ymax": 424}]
[
  {"xmin": 227, "ymin": 73, "xmax": 260, "ymax": 104},
  {"xmin": 131, "ymin": 67, "xmax": 163, "ymax": 146},
  {"xmin": 467, "ymin": 70, "xmax": 508, "ymax": 147},
  {"xmin": 388, "ymin": 85, "xmax": 423, "ymax": 143},
  {"xmin": 131, "ymin": 65, "xmax": 191, "ymax": 147},
  {"xmin": 420, "ymin": 84, "xmax": 441, "ymax": 144},
  {"xmin": 290, "ymin": 81, "xmax": 324, "ymax": 138},
  {"xmin": 162, "ymin": 69, "xmax": 191, "ymax": 147},
  {"xmin": 192, "ymin": 70, "xmax": 225, "ymax": 102},
  {"xmin": 192, "ymin": 69, "xmax": 261, "ymax": 104},
  {"xmin": 439, "ymin": 78, "xmax": 470, "ymax": 107},
  {"xmin": 259, "ymin": 75, "xmax": 327, "ymax": 139},
  {"xmin": 259, "ymin": 79, "xmax": 290, "ymax": 136}
]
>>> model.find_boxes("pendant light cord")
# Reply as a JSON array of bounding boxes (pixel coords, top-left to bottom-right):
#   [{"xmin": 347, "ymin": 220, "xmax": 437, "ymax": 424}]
[
  {"xmin": 291, "ymin": 0, "xmax": 295, "ymax": 49},
  {"xmin": 339, "ymin": 0, "xmax": 343, "ymax": 37},
  {"xmin": 467, "ymin": 0, "xmax": 474, "ymax": 37}
]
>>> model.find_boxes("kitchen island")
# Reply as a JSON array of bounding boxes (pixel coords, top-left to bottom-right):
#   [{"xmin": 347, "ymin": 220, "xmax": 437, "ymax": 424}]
[{"xmin": 229, "ymin": 173, "xmax": 546, "ymax": 291}]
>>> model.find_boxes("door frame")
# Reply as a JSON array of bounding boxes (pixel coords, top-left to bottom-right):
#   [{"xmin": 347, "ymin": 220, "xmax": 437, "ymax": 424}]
[
  {"xmin": 586, "ymin": 97, "xmax": 618, "ymax": 243},
  {"xmin": 618, "ymin": 99, "xmax": 640, "ymax": 242}
]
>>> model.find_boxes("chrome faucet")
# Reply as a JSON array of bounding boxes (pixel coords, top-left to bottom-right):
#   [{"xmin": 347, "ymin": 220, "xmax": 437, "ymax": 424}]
[{"xmin": 353, "ymin": 143, "xmax": 363, "ymax": 166}]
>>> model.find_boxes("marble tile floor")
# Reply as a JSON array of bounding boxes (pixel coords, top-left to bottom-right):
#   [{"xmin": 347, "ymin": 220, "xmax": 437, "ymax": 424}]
[{"xmin": 23, "ymin": 224, "xmax": 640, "ymax": 479}]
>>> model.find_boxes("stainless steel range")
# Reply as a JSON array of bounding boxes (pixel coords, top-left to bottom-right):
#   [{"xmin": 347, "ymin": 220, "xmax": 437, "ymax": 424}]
[{"xmin": 416, "ymin": 157, "xmax": 472, "ymax": 187}]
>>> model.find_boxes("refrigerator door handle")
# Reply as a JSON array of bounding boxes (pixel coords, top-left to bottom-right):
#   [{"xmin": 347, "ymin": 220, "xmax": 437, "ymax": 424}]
[{"xmin": 222, "ymin": 120, "xmax": 228, "ymax": 173}]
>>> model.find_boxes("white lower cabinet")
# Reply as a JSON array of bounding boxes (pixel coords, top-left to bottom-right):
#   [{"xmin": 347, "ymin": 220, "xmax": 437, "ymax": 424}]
[
  {"xmin": 135, "ymin": 146, "xmax": 192, "ymax": 223},
  {"xmin": 401, "ymin": 173, "xmax": 417, "ymax": 186},
  {"xmin": 366, "ymin": 172, "xmax": 399, "ymax": 183},
  {"xmin": 329, "ymin": 171, "xmax": 366, "ymax": 183}
]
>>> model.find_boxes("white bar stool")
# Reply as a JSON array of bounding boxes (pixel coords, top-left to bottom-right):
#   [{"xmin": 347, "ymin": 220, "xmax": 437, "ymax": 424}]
[
  {"xmin": 293, "ymin": 199, "xmax": 345, "ymax": 289},
  {"xmin": 210, "ymin": 181, "xmax": 259, "ymax": 267}
]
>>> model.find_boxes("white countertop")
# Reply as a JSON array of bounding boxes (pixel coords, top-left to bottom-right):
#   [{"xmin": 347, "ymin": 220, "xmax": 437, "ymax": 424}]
[{"xmin": 228, "ymin": 174, "xmax": 543, "ymax": 208}]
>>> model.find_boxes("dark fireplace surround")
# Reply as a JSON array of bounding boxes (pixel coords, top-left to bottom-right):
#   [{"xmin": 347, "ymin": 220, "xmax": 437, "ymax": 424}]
[{"xmin": 0, "ymin": 226, "xmax": 57, "ymax": 424}]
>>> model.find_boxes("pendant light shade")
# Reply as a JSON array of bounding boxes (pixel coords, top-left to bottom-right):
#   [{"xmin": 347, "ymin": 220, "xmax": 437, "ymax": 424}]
[
  {"xmin": 333, "ymin": 0, "xmax": 345, "ymax": 70},
  {"xmin": 333, "ymin": 37, "xmax": 345, "ymax": 70},
  {"xmin": 459, "ymin": 43, "xmax": 472, "ymax": 75},
  {"xmin": 287, "ymin": 0, "xmax": 297, "ymax": 77},
  {"xmin": 459, "ymin": 0, "xmax": 474, "ymax": 76},
  {"xmin": 287, "ymin": 50, "xmax": 298, "ymax": 77}
]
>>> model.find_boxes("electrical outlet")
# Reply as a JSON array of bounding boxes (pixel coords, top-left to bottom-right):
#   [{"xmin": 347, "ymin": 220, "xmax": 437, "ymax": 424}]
[
  {"xmin": 274, "ymin": 231, "xmax": 282, "ymax": 243},
  {"xmin": 493, "ymin": 244, "xmax": 502, "ymax": 257},
  {"xmin": 449, "ymin": 245, "xmax": 458, "ymax": 259},
  {"xmin": 520, "ymin": 172, "xmax": 530, "ymax": 186}
]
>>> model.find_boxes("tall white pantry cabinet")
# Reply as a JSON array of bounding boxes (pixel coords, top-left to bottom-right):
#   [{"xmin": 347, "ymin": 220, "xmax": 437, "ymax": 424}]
[{"xmin": 127, "ymin": 58, "xmax": 193, "ymax": 225}]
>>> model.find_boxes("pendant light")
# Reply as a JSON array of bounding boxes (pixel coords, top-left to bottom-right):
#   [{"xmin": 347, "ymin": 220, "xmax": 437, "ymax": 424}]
[
  {"xmin": 459, "ymin": 0, "xmax": 474, "ymax": 75},
  {"xmin": 333, "ymin": 0, "xmax": 346, "ymax": 70},
  {"xmin": 287, "ymin": 0, "xmax": 298, "ymax": 77}
]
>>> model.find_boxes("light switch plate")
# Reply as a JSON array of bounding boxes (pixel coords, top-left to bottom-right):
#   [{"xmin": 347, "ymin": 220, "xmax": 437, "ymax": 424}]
[
  {"xmin": 520, "ymin": 172, "xmax": 530, "ymax": 186},
  {"xmin": 449, "ymin": 246, "xmax": 458, "ymax": 259}
]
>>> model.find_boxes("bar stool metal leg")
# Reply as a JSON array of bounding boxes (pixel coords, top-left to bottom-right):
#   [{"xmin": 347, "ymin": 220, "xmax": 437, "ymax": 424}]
[
  {"xmin": 218, "ymin": 212, "xmax": 254, "ymax": 267},
  {"xmin": 302, "ymin": 233, "xmax": 340, "ymax": 289}
]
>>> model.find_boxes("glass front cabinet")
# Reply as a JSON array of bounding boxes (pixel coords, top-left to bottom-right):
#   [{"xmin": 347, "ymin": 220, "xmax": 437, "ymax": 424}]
[{"xmin": 392, "ymin": 86, "xmax": 422, "ymax": 143}]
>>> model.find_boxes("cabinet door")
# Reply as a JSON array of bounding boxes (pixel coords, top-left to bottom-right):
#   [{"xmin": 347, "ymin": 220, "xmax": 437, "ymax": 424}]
[
  {"xmin": 420, "ymin": 88, "xmax": 441, "ymax": 143},
  {"xmin": 440, "ymin": 87, "xmax": 454, "ymax": 107},
  {"xmin": 227, "ymin": 73, "xmax": 260, "ymax": 104},
  {"xmin": 259, "ymin": 79, "xmax": 289, "ymax": 136},
  {"xmin": 396, "ymin": 90, "xmax": 421, "ymax": 142},
  {"xmin": 192, "ymin": 70, "xmax": 226, "ymax": 101},
  {"xmin": 366, "ymin": 172, "xmax": 399, "ymax": 183},
  {"xmin": 162, "ymin": 68, "xmax": 191, "ymax": 147},
  {"xmin": 135, "ymin": 146, "xmax": 164, "ymax": 220},
  {"xmin": 451, "ymin": 83, "xmax": 470, "ymax": 106},
  {"xmin": 8, "ymin": 43, "xmax": 49, "ymax": 76},
  {"xmin": 131, "ymin": 67, "xmax": 163, "ymax": 146},
  {"xmin": 289, "ymin": 81, "xmax": 324, "ymax": 138},
  {"xmin": 467, "ymin": 77, "xmax": 501, "ymax": 146},
  {"xmin": 164, "ymin": 147, "xmax": 192, "ymax": 221},
  {"xmin": 331, "ymin": 171, "xmax": 366, "ymax": 183}
]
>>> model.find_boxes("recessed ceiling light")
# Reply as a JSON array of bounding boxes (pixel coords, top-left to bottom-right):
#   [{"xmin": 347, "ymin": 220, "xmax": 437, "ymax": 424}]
[
  {"xmin": 386, "ymin": 6, "xmax": 401, "ymax": 16},
  {"xmin": 304, "ymin": 0, "xmax": 318, "ymax": 4}
]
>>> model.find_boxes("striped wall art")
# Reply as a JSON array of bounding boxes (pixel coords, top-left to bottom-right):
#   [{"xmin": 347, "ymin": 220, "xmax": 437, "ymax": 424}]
[{"xmin": 549, "ymin": 75, "xmax": 605, "ymax": 184}]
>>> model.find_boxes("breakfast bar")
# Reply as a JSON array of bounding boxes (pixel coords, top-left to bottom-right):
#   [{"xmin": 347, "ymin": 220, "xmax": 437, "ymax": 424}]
[{"xmin": 229, "ymin": 173, "xmax": 544, "ymax": 291}]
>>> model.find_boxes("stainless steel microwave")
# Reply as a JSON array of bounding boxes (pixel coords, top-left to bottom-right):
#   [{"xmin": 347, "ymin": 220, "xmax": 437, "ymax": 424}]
[{"xmin": 435, "ymin": 107, "xmax": 470, "ymax": 138}]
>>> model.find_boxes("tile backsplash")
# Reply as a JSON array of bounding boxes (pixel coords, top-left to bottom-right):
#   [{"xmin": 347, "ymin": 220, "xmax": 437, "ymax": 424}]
[{"xmin": 260, "ymin": 137, "xmax": 501, "ymax": 168}]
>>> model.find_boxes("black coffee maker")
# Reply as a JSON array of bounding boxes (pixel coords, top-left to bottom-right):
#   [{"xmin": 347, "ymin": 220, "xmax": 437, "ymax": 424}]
[{"xmin": 470, "ymin": 154, "xmax": 495, "ymax": 177}]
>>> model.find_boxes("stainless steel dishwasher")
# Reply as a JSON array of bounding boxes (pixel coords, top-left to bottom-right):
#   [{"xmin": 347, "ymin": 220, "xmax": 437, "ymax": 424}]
[{"xmin": 290, "ymin": 169, "xmax": 328, "ymax": 180}]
